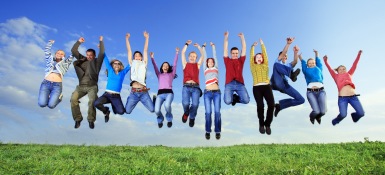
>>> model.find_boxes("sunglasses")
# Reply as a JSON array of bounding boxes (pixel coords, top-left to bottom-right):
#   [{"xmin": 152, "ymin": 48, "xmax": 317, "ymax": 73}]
[{"xmin": 113, "ymin": 62, "xmax": 122, "ymax": 65}]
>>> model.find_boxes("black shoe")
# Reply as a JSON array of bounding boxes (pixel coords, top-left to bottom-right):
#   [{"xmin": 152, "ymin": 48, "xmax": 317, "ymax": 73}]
[
  {"xmin": 152, "ymin": 95, "xmax": 156, "ymax": 107},
  {"xmin": 310, "ymin": 117, "xmax": 315, "ymax": 124},
  {"xmin": 167, "ymin": 122, "xmax": 172, "ymax": 128},
  {"xmin": 89, "ymin": 122, "xmax": 95, "ymax": 129},
  {"xmin": 189, "ymin": 119, "xmax": 195, "ymax": 127},
  {"xmin": 259, "ymin": 126, "xmax": 266, "ymax": 134},
  {"xmin": 316, "ymin": 117, "xmax": 321, "ymax": 124},
  {"xmin": 74, "ymin": 121, "xmax": 81, "ymax": 129},
  {"xmin": 158, "ymin": 123, "xmax": 163, "ymax": 128},
  {"xmin": 231, "ymin": 94, "xmax": 239, "ymax": 106},
  {"xmin": 205, "ymin": 132, "xmax": 210, "ymax": 140},
  {"xmin": 104, "ymin": 109, "xmax": 110, "ymax": 123},
  {"xmin": 266, "ymin": 127, "xmax": 271, "ymax": 135},
  {"xmin": 274, "ymin": 103, "xmax": 281, "ymax": 117},
  {"xmin": 290, "ymin": 68, "xmax": 301, "ymax": 82},
  {"xmin": 215, "ymin": 133, "xmax": 221, "ymax": 140},
  {"xmin": 182, "ymin": 113, "xmax": 188, "ymax": 123}
]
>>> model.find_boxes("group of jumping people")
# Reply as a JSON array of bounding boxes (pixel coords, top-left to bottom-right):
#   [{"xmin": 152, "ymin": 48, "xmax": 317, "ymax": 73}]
[{"xmin": 38, "ymin": 31, "xmax": 365, "ymax": 140}]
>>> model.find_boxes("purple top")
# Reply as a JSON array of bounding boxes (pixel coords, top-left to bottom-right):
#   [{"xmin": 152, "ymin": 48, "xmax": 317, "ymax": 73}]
[{"xmin": 151, "ymin": 53, "xmax": 178, "ymax": 90}]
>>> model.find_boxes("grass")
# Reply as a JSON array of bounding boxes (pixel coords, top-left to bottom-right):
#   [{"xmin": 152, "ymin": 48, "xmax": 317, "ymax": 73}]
[{"xmin": 0, "ymin": 141, "xmax": 384, "ymax": 174}]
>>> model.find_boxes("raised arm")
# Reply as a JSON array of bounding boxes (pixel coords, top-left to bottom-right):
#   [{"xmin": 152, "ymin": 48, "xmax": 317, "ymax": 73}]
[
  {"xmin": 202, "ymin": 43, "xmax": 208, "ymax": 69},
  {"xmin": 299, "ymin": 53, "xmax": 307, "ymax": 71},
  {"xmin": 250, "ymin": 41, "xmax": 257, "ymax": 65},
  {"xmin": 279, "ymin": 37, "xmax": 295, "ymax": 61},
  {"xmin": 348, "ymin": 50, "xmax": 362, "ymax": 75},
  {"xmin": 239, "ymin": 33, "xmax": 246, "ymax": 57},
  {"xmin": 95, "ymin": 36, "xmax": 105, "ymax": 67},
  {"xmin": 103, "ymin": 53, "xmax": 112, "ymax": 70},
  {"xmin": 291, "ymin": 45, "xmax": 299, "ymax": 67},
  {"xmin": 172, "ymin": 47, "xmax": 180, "ymax": 75},
  {"xmin": 223, "ymin": 31, "xmax": 229, "ymax": 57},
  {"xmin": 125, "ymin": 33, "xmax": 133, "ymax": 66},
  {"xmin": 194, "ymin": 43, "xmax": 204, "ymax": 69},
  {"xmin": 181, "ymin": 40, "xmax": 192, "ymax": 69},
  {"xmin": 143, "ymin": 31, "xmax": 149, "ymax": 65},
  {"xmin": 314, "ymin": 49, "xmax": 322, "ymax": 70},
  {"xmin": 323, "ymin": 55, "xmax": 336, "ymax": 77},
  {"xmin": 71, "ymin": 37, "xmax": 86, "ymax": 61},
  {"xmin": 211, "ymin": 42, "xmax": 218, "ymax": 69},
  {"xmin": 44, "ymin": 40, "xmax": 54, "ymax": 60},
  {"xmin": 260, "ymin": 39, "xmax": 268, "ymax": 65},
  {"xmin": 150, "ymin": 52, "xmax": 160, "ymax": 77}
]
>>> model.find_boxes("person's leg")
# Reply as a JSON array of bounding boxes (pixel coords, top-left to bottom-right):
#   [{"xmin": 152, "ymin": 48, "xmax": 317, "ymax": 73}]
[
  {"xmin": 204, "ymin": 91, "xmax": 213, "ymax": 133},
  {"xmin": 94, "ymin": 93, "xmax": 110, "ymax": 114},
  {"xmin": 70, "ymin": 86, "xmax": 87, "ymax": 122},
  {"xmin": 164, "ymin": 93, "xmax": 174, "ymax": 123},
  {"xmin": 253, "ymin": 86, "xmax": 265, "ymax": 128},
  {"xmin": 182, "ymin": 86, "xmax": 191, "ymax": 117},
  {"xmin": 125, "ymin": 92, "xmax": 140, "ymax": 114},
  {"xmin": 155, "ymin": 93, "xmax": 166, "ymax": 124},
  {"xmin": 236, "ymin": 84, "xmax": 250, "ymax": 104},
  {"xmin": 87, "ymin": 85, "xmax": 98, "ymax": 123},
  {"xmin": 332, "ymin": 97, "xmax": 348, "ymax": 125},
  {"xmin": 271, "ymin": 63, "xmax": 291, "ymax": 91},
  {"xmin": 189, "ymin": 87, "xmax": 200, "ymax": 120},
  {"xmin": 38, "ymin": 80, "xmax": 50, "ymax": 107},
  {"xmin": 110, "ymin": 94, "xmax": 125, "ymax": 115},
  {"xmin": 279, "ymin": 84, "xmax": 305, "ymax": 111},
  {"xmin": 307, "ymin": 91, "xmax": 320, "ymax": 123},
  {"xmin": 224, "ymin": 81, "xmax": 235, "ymax": 105},
  {"xmin": 213, "ymin": 91, "xmax": 222, "ymax": 133},
  {"xmin": 140, "ymin": 92, "xmax": 155, "ymax": 113},
  {"xmin": 263, "ymin": 85, "xmax": 275, "ymax": 128},
  {"xmin": 315, "ymin": 90, "xmax": 327, "ymax": 124},
  {"xmin": 349, "ymin": 96, "xmax": 365, "ymax": 122},
  {"xmin": 47, "ymin": 82, "xmax": 63, "ymax": 109}
]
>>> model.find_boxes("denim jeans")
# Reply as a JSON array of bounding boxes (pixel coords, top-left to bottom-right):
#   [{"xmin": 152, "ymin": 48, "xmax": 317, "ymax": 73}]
[
  {"xmin": 94, "ymin": 92, "xmax": 125, "ymax": 115},
  {"xmin": 38, "ymin": 79, "xmax": 62, "ymax": 109},
  {"xmin": 334, "ymin": 95, "xmax": 365, "ymax": 124},
  {"xmin": 125, "ymin": 91, "xmax": 155, "ymax": 114},
  {"xmin": 182, "ymin": 86, "xmax": 201, "ymax": 119},
  {"xmin": 204, "ymin": 90, "xmax": 221, "ymax": 133},
  {"xmin": 271, "ymin": 63, "xmax": 304, "ymax": 110},
  {"xmin": 252, "ymin": 85, "xmax": 275, "ymax": 127},
  {"xmin": 224, "ymin": 80, "xmax": 250, "ymax": 105},
  {"xmin": 155, "ymin": 93, "xmax": 174, "ymax": 123},
  {"xmin": 70, "ymin": 85, "xmax": 98, "ymax": 122},
  {"xmin": 307, "ymin": 90, "xmax": 327, "ymax": 119}
]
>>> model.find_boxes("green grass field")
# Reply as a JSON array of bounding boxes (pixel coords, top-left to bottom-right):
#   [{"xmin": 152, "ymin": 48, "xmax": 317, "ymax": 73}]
[{"xmin": 1, "ymin": 141, "xmax": 384, "ymax": 174}]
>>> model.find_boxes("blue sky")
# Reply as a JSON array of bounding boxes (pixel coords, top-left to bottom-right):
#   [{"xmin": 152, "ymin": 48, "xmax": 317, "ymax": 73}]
[{"xmin": 1, "ymin": 0, "xmax": 384, "ymax": 146}]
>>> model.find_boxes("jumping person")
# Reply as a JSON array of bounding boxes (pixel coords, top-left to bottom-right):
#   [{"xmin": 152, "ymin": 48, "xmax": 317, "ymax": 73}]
[
  {"xmin": 181, "ymin": 40, "xmax": 204, "ymax": 127},
  {"xmin": 299, "ymin": 49, "xmax": 326, "ymax": 124},
  {"xmin": 70, "ymin": 36, "xmax": 104, "ymax": 129},
  {"xmin": 323, "ymin": 50, "xmax": 365, "ymax": 125},
  {"xmin": 150, "ymin": 47, "xmax": 179, "ymax": 128},
  {"xmin": 250, "ymin": 39, "xmax": 275, "ymax": 135},
  {"xmin": 270, "ymin": 37, "xmax": 304, "ymax": 117},
  {"xmin": 223, "ymin": 31, "xmax": 250, "ymax": 106},
  {"xmin": 38, "ymin": 40, "xmax": 74, "ymax": 109}
]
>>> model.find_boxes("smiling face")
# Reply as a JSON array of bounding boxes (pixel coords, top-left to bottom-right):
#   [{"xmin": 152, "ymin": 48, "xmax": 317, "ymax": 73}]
[
  {"xmin": 134, "ymin": 52, "xmax": 142, "ymax": 61},
  {"xmin": 254, "ymin": 53, "xmax": 263, "ymax": 64},
  {"xmin": 307, "ymin": 58, "xmax": 315, "ymax": 68},
  {"xmin": 55, "ymin": 50, "xmax": 65, "ymax": 62},
  {"xmin": 161, "ymin": 62, "xmax": 170, "ymax": 73},
  {"xmin": 230, "ymin": 47, "xmax": 239, "ymax": 59},
  {"xmin": 207, "ymin": 58, "xmax": 215, "ymax": 68},
  {"xmin": 110, "ymin": 59, "xmax": 123, "ymax": 72},
  {"xmin": 336, "ymin": 65, "xmax": 347, "ymax": 74},
  {"xmin": 188, "ymin": 51, "xmax": 197, "ymax": 63}
]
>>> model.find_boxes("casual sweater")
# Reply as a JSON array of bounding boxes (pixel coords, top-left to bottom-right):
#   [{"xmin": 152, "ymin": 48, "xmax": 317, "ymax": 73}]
[
  {"xmin": 131, "ymin": 60, "xmax": 147, "ymax": 86},
  {"xmin": 250, "ymin": 44, "xmax": 270, "ymax": 85},
  {"xmin": 44, "ymin": 41, "xmax": 74, "ymax": 78},
  {"xmin": 224, "ymin": 55, "xmax": 246, "ymax": 85},
  {"xmin": 324, "ymin": 53, "xmax": 361, "ymax": 91},
  {"xmin": 301, "ymin": 57, "xmax": 323, "ymax": 85},
  {"xmin": 151, "ymin": 53, "xmax": 178, "ymax": 90},
  {"xmin": 203, "ymin": 46, "xmax": 219, "ymax": 86},
  {"xmin": 104, "ymin": 54, "xmax": 130, "ymax": 93},
  {"xmin": 183, "ymin": 63, "xmax": 199, "ymax": 84},
  {"xmin": 71, "ymin": 40, "xmax": 105, "ymax": 86}
]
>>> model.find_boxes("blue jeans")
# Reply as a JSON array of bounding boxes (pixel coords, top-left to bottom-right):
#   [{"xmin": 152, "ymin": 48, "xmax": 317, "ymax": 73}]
[
  {"xmin": 271, "ymin": 63, "xmax": 304, "ymax": 110},
  {"xmin": 182, "ymin": 86, "xmax": 201, "ymax": 119},
  {"xmin": 307, "ymin": 90, "xmax": 327, "ymax": 119},
  {"xmin": 94, "ymin": 92, "xmax": 125, "ymax": 115},
  {"xmin": 333, "ymin": 96, "xmax": 365, "ymax": 124},
  {"xmin": 204, "ymin": 90, "xmax": 221, "ymax": 133},
  {"xmin": 38, "ymin": 79, "xmax": 62, "ymax": 109},
  {"xmin": 224, "ymin": 80, "xmax": 250, "ymax": 105},
  {"xmin": 155, "ymin": 93, "xmax": 174, "ymax": 123},
  {"xmin": 125, "ymin": 91, "xmax": 154, "ymax": 114}
]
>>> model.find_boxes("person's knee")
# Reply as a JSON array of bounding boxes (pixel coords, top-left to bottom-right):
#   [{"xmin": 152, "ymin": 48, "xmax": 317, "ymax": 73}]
[
  {"xmin": 116, "ymin": 109, "xmax": 125, "ymax": 115},
  {"xmin": 224, "ymin": 98, "xmax": 232, "ymax": 105},
  {"xmin": 38, "ymin": 102, "xmax": 47, "ymax": 108}
]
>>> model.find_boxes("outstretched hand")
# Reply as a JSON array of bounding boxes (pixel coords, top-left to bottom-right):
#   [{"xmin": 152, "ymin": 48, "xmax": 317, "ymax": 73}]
[
  {"xmin": 286, "ymin": 37, "xmax": 295, "ymax": 44},
  {"xmin": 150, "ymin": 52, "xmax": 154, "ymax": 58},
  {"xmin": 126, "ymin": 33, "xmax": 130, "ymax": 39},
  {"xmin": 78, "ymin": 37, "xmax": 85, "ymax": 43},
  {"xmin": 323, "ymin": 55, "xmax": 328, "ymax": 61},
  {"xmin": 186, "ymin": 40, "xmax": 192, "ymax": 45},
  {"xmin": 252, "ymin": 42, "xmax": 258, "ymax": 47},
  {"xmin": 210, "ymin": 42, "xmax": 215, "ymax": 46},
  {"xmin": 49, "ymin": 40, "xmax": 55, "ymax": 43},
  {"xmin": 259, "ymin": 38, "xmax": 264, "ymax": 45},
  {"xmin": 359, "ymin": 50, "xmax": 363, "ymax": 54},
  {"xmin": 143, "ymin": 31, "xmax": 149, "ymax": 38},
  {"xmin": 224, "ymin": 31, "xmax": 229, "ymax": 37},
  {"xmin": 238, "ymin": 32, "xmax": 244, "ymax": 38},
  {"xmin": 193, "ymin": 43, "xmax": 200, "ymax": 47},
  {"xmin": 176, "ymin": 47, "xmax": 180, "ymax": 53},
  {"xmin": 293, "ymin": 45, "xmax": 300, "ymax": 53},
  {"xmin": 99, "ymin": 36, "xmax": 103, "ymax": 41}
]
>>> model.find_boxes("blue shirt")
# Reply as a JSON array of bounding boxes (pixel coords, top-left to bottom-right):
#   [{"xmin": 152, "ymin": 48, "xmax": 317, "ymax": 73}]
[
  {"xmin": 301, "ymin": 57, "xmax": 323, "ymax": 85},
  {"xmin": 104, "ymin": 54, "xmax": 130, "ymax": 92}
]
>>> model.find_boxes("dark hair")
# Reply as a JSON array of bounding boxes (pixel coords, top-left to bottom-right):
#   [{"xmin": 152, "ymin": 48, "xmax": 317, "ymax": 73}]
[
  {"xmin": 160, "ymin": 61, "xmax": 177, "ymax": 79},
  {"xmin": 86, "ymin": 49, "xmax": 96, "ymax": 56},
  {"xmin": 133, "ymin": 51, "xmax": 143, "ymax": 58},
  {"xmin": 253, "ymin": 53, "xmax": 264, "ymax": 64},
  {"xmin": 230, "ymin": 47, "xmax": 239, "ymax": 52},
  {"xmin": 206, "ymin": 58, "xmax": 215, "ymax": 68}
]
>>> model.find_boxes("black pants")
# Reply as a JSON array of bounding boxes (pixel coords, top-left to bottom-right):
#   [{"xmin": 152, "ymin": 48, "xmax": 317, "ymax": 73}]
[{"xmin": 252, "ymin": 85, "xmax": 275, "ymax": 127}]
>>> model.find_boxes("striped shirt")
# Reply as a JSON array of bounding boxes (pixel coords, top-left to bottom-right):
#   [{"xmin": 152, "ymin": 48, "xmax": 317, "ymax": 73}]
[
  {"xmin": 203, "ymin": 46, "xmax": 219, "ymax": 86},
  {"xmin": 44, "ymin": 41, "xmax": 73, "ymax": 78}
]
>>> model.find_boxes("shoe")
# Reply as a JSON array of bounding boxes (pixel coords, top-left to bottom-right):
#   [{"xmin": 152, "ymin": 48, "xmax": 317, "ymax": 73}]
[
  {"xmin": 259, "ymin": 126, "xmax": 265, "ymax": 134},
  {"xmin": 205, "ymin": 133, "xmax": 210, "ymax": 140},
  {"xmin": 182, "ymin": 113, "xmax": 188, "ymax": 123},
  {"xmin": 310, "ymin": 117, "xmax": 315, "ymax": 124},
  {"xmin": 274, "ymin": 103, "xmax": 281, "ymax": 117},
  {"xmin": 74, "ymin": 121, "xmax": 81, "ymax": 129},
  {"xmin": 167, "ymin": 122, "xmax": 172, "ymax": 128},
  {"xmin": 265, "ymin": 127, "xmax": 271, "ymax": 135},
  {"xmin": 158, "ymin": 123, "xmax": 163, "ymax": 128},
  {"xmin": 89, "ymin": 122, "xmax": 95, "ymax": 129},
  {"xmin": 189, "ymin": 119, "xmax": 195, "ymax": 127},
  {"xmin": 316, "ymin": 117, "xmax": 321, "ymax": 124},
  {"xmin": 104, "ymin": 109, "xmax": 110, "ymax": 123},
  {"xmin": 231, "ymin": 94, "xmax": 239, "ymax": 106},
  {"xmin": 215, "ymin": 133, "xmax": 221, "ymax": 140},
  {"xmin": 290, "ymin": 68, "xmax": 301, "ymax": 82}
]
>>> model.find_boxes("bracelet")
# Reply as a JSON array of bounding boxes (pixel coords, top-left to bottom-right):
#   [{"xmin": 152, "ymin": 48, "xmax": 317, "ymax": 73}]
[
  {"xmin": 185, "ymin": 43, "xmax": 189, "ymax": 46},
  {"xmin": 202, "ymin": 45, "xmax": 206, "ymax": 48}
]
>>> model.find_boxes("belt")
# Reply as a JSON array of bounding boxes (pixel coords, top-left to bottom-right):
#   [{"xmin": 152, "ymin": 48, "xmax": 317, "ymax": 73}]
[
  {"xmin": 339, "ymin": 94, "xmax": 360, "ymax": 98},
  {"xmin": 105, "ymin": 91, "xmax": 120, "ymax": 95},
  {"xmin": 205, "ymin": 89, "xmax": 220, "ymax": 93},
  {"xmin": 307, "ymin": 87, "xmax": 324, "ymax": 92},
  {"xmin": 184, "ymin": 83, "xmax": 199, "ymax": 87},
  {"xmin": 131, "ymin": 87, "xmax": 150, "ymax": 93}
]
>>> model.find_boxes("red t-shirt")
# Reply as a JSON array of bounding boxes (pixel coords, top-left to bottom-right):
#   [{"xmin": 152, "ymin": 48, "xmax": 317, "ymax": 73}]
[
  {"xmin": 224, "ymin": 55, "xmax": 246, "ymax": 84},
  {"xmin": 183, "ymin": 63, "xmax": 200, "ymax": 84}
]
